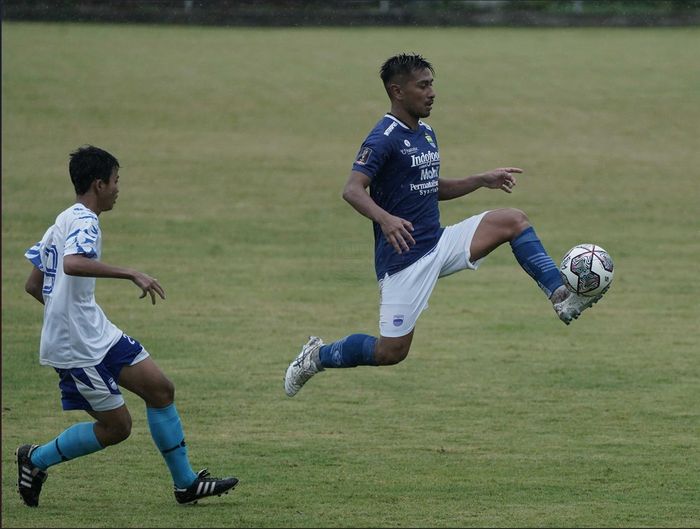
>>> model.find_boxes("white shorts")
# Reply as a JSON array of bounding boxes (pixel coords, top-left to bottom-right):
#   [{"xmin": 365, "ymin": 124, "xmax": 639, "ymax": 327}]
[{"xmin": 378, "ymin": 211, "xmax": 489, "ymax": 337}]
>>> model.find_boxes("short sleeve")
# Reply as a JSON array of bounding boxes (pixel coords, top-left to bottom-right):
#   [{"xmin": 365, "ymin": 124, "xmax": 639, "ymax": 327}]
[
  {"xmin": 25, "ymin": 242, "xmax": 44, "ymax": 270},
  {"xmin": 352, "ymin": 133, "xmax": 391, "ymax": 180},
  {"xmin": 64, "ymin": 216, "xmax": 99, "ymax": 258}
]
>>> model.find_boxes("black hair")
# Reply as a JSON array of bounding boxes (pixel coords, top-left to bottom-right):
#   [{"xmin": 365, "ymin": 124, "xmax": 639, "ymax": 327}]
[
  {"xmin": 69, "ymin": 145, "xmax": 120, "ymax": 195},
  {"xmin": 379, "ymin": 53, "xmax": 435, "ymax": 89}
]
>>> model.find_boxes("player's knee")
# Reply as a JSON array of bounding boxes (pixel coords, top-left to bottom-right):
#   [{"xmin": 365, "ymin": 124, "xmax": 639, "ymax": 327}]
[
  {"xmin": 152, "ymin": 377, "xmax": 175, "ymax": 408},
  {"xmin": 100, "ymin": 416, "xmax": 132, "ymax": 446},
  {"xmin": 376, "ymin": 341, "xmax": 410, "ymax": 365},
  {"xmin": 113, "ymin": 421, "xmax": 132, "ymax": 444},
  {"xmin": 508, "ymin": 208, "xmax": 530, "ymax": 233}
]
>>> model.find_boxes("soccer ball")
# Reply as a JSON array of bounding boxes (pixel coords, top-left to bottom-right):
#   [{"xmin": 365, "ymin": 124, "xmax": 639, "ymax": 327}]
[{"xmin": 560, "ymin": 244, "xmax": 614, "ymax": 297}]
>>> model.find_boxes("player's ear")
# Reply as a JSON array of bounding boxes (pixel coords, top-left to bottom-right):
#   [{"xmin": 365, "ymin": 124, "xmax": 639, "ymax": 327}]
[
  {"xmin": 93, "ymin": 178, "xmax": 105, "ymax": 194},
  {"xmin": 388, "ymin": 82, "xmax": 403, "ymax": 101}
]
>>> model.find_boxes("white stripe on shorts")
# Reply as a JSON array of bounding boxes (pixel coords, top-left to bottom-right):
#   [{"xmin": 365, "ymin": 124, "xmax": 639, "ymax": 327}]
[{"xmin": 72, "ymin": 367, "xmax": 125, "ymax": 412}]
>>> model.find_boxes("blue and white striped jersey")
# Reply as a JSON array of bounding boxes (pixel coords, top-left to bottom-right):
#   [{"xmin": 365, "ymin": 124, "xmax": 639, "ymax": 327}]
[{"xmin": 25, "ymin": 203, "xmax": 122, "ymax": 368}]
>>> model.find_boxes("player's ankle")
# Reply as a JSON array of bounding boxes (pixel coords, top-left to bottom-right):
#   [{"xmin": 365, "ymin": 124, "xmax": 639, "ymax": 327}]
[{"xmin": 550, "ymin": 285, "xmax": 569, "ymax": 304}]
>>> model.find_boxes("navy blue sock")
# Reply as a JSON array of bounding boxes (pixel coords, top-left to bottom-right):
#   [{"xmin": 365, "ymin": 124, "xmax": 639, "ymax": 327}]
[
  {"xmin": 30, "ymin": 422, "xmax": 103, "ymax": 470},
  {"xmin": 510, "ymin": 226, "xmax": 564, "ymax": 298},
  {"xmin": 318, "ymin": 334, "xmax": 378, "ymax": 368}
]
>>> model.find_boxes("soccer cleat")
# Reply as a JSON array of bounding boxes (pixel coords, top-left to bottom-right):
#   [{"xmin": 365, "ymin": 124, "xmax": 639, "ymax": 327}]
[
  {"xmin": 552, "ymin": 284, "xmax": 609, "ymax": 325},
  {"xmin": 284, "ymin": 336, "xmax": 324, "ymax": 397},
  {"xmin": 174, "ymin": 468, "xmax": 238, "ymax": 505},
  {"xmin": 16, "ymin": 444, "xmax": 48, "ymax": 507}
]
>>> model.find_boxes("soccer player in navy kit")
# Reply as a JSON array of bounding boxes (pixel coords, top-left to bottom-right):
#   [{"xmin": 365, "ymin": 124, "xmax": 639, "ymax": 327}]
[
  {"xmin": 17, "ymin": 146, "xmax": 238, "ymax": 506},
  {"xmin": 284, "ymin": 54, "xmax": 608, "ymax": 397}
]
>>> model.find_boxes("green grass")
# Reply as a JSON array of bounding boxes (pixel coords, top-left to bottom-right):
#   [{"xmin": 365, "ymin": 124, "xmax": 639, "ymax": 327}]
[{"xmin": 2, "ymin": 22, "xmax": 699, "ymax": 527}]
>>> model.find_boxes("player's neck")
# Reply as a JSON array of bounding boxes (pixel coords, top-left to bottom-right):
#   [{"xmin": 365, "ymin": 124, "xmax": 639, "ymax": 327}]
[
  {"xmin": 76, "ymin": 195, "xmax": 101, "ymax": 216},
  {"xmin": 388, "ymin": 107, "xmax": 419, "ymax": 130}
]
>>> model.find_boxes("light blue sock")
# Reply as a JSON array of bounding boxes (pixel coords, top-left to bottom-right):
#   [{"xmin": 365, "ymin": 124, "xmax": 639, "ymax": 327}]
[
  {"xmin": 318, "ymin": 334, "xmax": 378, "ymax": 368},
  {"xmin": 510, "ymin": 226, "xmax": 564, "ymax": 298},
  {"xmin": 147, "ymin": 403, "xmax": 198, "ymax": 489},
  {"xmin": 30, "ymin": 422, "xmax": 103, "ymax": 471}
]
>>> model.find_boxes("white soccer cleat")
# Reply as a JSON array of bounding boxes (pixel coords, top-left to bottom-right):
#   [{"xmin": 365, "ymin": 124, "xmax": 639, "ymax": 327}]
[
  {"xmin": 284, "ymin": 336, "xmax": 324, "ymax": 397},
  {"xmin": 552, "ymin": 284, "xmax": 609, "ymax": 325}
]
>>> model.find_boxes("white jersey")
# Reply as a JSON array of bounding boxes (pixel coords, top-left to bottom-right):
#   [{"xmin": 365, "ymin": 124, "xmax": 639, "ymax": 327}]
[{"xmin": 25, "ymin": 203, "xmax": 122, "ymax": 368}]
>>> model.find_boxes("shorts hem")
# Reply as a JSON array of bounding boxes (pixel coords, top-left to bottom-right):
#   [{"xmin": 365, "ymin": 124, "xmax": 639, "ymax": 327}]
[{"xmin": 379, "ymin": 325, "xmax": 416, "ymax": 338}]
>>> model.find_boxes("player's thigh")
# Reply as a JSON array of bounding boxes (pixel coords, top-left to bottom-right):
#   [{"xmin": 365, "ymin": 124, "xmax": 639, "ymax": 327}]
[
  {"xmin": 379, "ymin": 257, "xmax": 442, "ymax": 339},
  {"xmin": 55, "ymin": 363, "xmax": 127, "ymax": 413},
  {"xmin": 87, "ymin": 405, "xmax": 130, "ymax": 426},
  {"xmin": 469, "ymin": 208, "xmax": 529, "ymax": 262},
  {"xmin": 118, "ymin": 357, "xmax": 174, "ymax": 408},
  {"xmin": 438, "ymin": 211, "xmax": 489, "ymax": 277}
]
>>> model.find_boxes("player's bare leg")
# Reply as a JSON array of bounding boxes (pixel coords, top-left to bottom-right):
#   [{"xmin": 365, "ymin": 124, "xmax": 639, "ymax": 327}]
[
  {"xmin": 469, "ymin": 208, "xmax": 530, "ymax": 261},
  {"xmin": 470, "ymin": 208, "xmax": 605, "ymax": 324},
  {"xmin": 374, "ymin": 331, "xmax": 414, "ymax": 365}
]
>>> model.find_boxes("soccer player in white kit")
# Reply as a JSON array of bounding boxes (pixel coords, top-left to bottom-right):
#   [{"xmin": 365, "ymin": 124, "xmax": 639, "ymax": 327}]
[
  {"xmin": 284, "ymin": 54, "xmax": 608, "ymax": 397},
  {"xmin": 17, "ymin": 146, "xmax": 238, "ymax": 506}
]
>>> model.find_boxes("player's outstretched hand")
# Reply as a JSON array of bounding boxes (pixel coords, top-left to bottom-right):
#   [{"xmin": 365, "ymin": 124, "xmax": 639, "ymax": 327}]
[
  {"xmin": 380, "ymin": 214, "xmax": 415, "ymax": 254},
  {"xmin": 481, "ymin": 167, "xmax": 523, "ymax": 193},
  {"xmin": 132, "ymin": 272, "xmax": 166, "ymax": 305}
]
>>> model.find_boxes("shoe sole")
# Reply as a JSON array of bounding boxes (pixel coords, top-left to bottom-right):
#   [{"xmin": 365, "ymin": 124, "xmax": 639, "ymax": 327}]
[
  {"xmin": 284, "ymin": 365, "xmax": 295, "ymax": 397},
  {"xmin": 559, "ymin": 291, "xmax": 606, "ymax": 325}
]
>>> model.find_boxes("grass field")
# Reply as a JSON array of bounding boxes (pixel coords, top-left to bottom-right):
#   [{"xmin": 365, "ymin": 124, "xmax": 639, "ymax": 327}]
[{"xmin": 2, "ymin": 21, "xmax": 699, "ymax": 528}]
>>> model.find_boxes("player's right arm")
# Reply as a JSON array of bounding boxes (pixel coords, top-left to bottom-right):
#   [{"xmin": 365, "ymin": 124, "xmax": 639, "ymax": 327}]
[
  {"xmin": 25, "ymin": 267, "xmax": 45, "ymax": 305},
  {"xmin": 342, "ymin": 170, "xmax": 415, "ymax": 254},
  {"xmin": 63, "ymin": 254, "xmax": 166, "ymax": 305}
]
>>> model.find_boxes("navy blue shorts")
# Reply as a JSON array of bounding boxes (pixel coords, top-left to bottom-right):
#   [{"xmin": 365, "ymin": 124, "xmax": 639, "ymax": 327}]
[{"xmin": 55, "ymin": 334, "xmax": 150, "ymax": 412}]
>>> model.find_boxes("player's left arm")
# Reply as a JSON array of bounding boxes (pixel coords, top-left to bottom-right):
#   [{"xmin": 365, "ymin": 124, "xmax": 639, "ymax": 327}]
[
  {"xmin": 63, "ymin": 254, "xmax": 166, "ymax": 305},
  {"xmin": 438, "ymin": 167, "xmax": 523, "ymax": 200},
  {"xmin": 25, "ymin": 267, "xmax": 45, "ymax": 305}
]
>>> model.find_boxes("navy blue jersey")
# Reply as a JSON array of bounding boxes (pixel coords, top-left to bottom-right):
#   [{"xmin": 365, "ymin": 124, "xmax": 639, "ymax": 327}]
[{"xmin": 352, "ymin": 114, "xmax": 444, "ymax": 280}]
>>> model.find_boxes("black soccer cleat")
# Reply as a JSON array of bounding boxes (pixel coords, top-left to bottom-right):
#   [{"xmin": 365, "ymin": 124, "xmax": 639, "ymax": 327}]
[
  {"xmin": 16, "ymin": 444, "xmax": 48, "ymax": 507},
  {"xmin": 174, "ymin": 468, "xmax": 239, "ymax": 505}
]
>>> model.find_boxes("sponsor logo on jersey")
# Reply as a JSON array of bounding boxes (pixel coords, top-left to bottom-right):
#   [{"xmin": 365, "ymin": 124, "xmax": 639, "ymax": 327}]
[
  {"xmin": 355, "ymin": 147, "xmax": 373, "ymax": 165},
  {"xmin": 409, "ymin": 180, "xmax": 439, "ymax": 192},
  {"xmin": 404, "ymin": 140, "xmax": 411, "ymax": 147},
  {"xmin": 107, "ymin": 377, "xmax": 118, "ymax": 391},
  {"xmin": 420, "ymin": 167, "xmax": 439, "ymax": 180},
  {"xmin": 384, "ymin": 122, "xmax": 398, "ymax": 136},
  {"xmin": 400, "ymin": 146, "xmax": 419, "ymax": 155},
  {"xmin": 393, "ymin": 314, "xmax": 404, "ymax": 326},
  {"xmin": 410, "ymin": 150, "xmax": 440, "ymax": 168}
]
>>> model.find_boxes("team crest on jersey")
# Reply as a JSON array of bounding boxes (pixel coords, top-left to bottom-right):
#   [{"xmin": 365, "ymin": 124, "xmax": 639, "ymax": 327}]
[
  {"xmin": 355, "ymin": 147, "xmax": 372, "ymax": 165},
  {"xmin": 424, "ymin": 133, "xmax": 436, "ymax": 148}
]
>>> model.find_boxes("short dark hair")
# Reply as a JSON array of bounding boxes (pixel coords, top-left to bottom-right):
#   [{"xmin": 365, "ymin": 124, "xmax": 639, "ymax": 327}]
[
  {"xmin": 69, "ymin": 145, "xmax": 120, "ymax": 195},
  {"xmin": 380, "ymin": 53, "xmax": 435, "ymax": 90}
]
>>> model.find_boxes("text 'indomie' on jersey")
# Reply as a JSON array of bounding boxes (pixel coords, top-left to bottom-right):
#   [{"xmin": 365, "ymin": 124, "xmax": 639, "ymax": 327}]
[{"xmin": 352, "ymin": 114, "xmax": 445, "ymax": 280}]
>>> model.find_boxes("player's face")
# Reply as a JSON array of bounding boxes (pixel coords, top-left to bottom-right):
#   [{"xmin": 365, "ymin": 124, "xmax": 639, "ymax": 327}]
[
  {"xmin": 98, "ymin": 168, "xmax": 120, "ymax": 212},
  {"xmin": 401, "ymin": 68, "xmax": 435, "ymax": 119}
]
